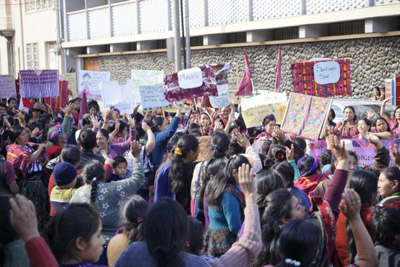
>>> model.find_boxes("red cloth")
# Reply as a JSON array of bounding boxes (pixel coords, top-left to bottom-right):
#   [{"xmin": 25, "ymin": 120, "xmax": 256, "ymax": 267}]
[
  {"xmin": 44, "ymin": 81, "xmax": 72, "ymax": 114},
  {"xmin": 275, "ymin": 49, "xmax": 281, "ymax": 92},
  {"xmin": 46, "ymin": 145, "xmax": 62, "ymax": 161},
  {"xmin": 25, "ymin": 237, "xmax": 58, "ymax": 267},
  {"xmin": 79, "ymin": 90, "xmax": 89, "ymax": 127},
  {"xmin": 2, "ymin": 160, "xmax": 18, "ymax": 185},
  {"xmin": 235, "ymin": 51, "xmax": 253, "ymax": 96},
  {"xmin": 295, "ymin": 173, "xmax": 327, "ymax": 201}
]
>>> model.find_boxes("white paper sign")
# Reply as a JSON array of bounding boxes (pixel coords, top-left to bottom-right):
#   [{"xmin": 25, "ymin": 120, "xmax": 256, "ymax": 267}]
[
  {"xmin": 131, "ymin": 70, "xmax": 164, "ymax": 94},
  {"xmin": 78, "ymin": 70, "xmax": 110, "ymax": 99},
  {"xmin": 209, "ymin": 83, "xmax": 230, "ymax": 108},
  {"xmin": 0, "ymin": 75, "xmax": 16, "ymax": 98},
  {"xmin": 178, "ymin": 68, "xmax": 203, "ymax": 89},
  {"xmin": 139, "ymin": 83, "xmax": 170, "ymax": 110},
  {"xmin": 314, "ymin": 61, "xmax": 340, "ymax": 85},
  {"xmin": 100, "ymin": 81, "xmax": 121, "ymax": 107}
]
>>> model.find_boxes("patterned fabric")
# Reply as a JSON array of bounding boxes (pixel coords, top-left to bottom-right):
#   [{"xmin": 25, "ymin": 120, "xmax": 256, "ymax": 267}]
[
  {"xmin": 291, "ymin": 59, "xmax": 352, "ymax": 97},
  {"xmin": 235, "ymin": 52, "xmax": 253, "ymax": 96},
  {"xmin": 335, "ymin": 121, "xmax": 359, "ymax": 139},
  {"xmin": 204, "ymin": 227, "xmax": 237, "ymax": 256},
  {"xmin": 295, "ymin": 173, "xmax": 327, "ymax": 201},
  {"xmin": 44, "ymin": 81, "xmax": 72, "ymax": 114},
  {"xmin": 254, "ymin": 131, "xmax": 272, "ymax": 142},
  {"xmin": 20, "ymin": 70, "xmax": 59, "ymax": 98},
  {"xmin": 7, "ymin": 144, "xmax": 45, "ymax": 177}
]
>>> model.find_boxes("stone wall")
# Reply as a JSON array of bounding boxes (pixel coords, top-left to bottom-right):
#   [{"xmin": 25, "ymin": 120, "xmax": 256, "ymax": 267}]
[{"xmin": 99, "ymin": 36, "xmax": 400, "ymax": 98}]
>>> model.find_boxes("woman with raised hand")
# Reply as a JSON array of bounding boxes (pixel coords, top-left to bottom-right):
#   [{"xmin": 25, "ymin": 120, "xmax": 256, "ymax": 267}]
[
  {"xmin": 254, "ymin": 114, "xmax": 277, "ymax": 142},
  {"xmin": 335, "ymin": 106, "xmax": 359, "ymax": 139},
  {"xmin": 381, "ymin": 97, "xmax": 400, "ymax": 138}
]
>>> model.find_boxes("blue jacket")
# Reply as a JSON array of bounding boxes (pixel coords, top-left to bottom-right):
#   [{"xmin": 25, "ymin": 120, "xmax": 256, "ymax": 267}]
[{"xmin": 154, "ymin": 162, "xmax": 174, "ymax": 202}]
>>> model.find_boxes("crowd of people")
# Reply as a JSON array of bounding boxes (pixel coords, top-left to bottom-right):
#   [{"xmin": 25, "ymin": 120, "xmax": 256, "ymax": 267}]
[{"xmin": 0, "ymin": 92, "xmax": 400, "ymax": 267}]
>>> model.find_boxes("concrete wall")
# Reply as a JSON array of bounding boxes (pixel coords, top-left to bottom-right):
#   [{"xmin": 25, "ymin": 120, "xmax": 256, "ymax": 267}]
[{"xmin": 98, "ymin": 36, "xmax": 400, "ymax": 99}]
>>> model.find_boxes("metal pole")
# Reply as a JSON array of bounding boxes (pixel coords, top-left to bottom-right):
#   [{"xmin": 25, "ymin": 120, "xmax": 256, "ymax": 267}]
[
  {"xmin": 173, "ymin": 0, "xmax": 182, "ymax": 71},
  {"xmin": 185, "ymin": 0, "xmax": 191, "ymax": 68},
  {"xmin": 180, "ymin": 0, "xmax": 186, "ymax": 69}
]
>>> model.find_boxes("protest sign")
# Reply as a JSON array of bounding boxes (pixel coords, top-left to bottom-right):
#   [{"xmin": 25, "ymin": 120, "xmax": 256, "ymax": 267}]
[
  {"xmin": 63, "ymin": 73, "xmax": 77, "ymax": 97},
  {"xmin": 241, "ymin": 91, "xmax": 287, "ymax": 128},
  {"xmin": 78, "ymin": 70, "xmax": 110, "ymax": 99},
  {"xmin": 292, "ymin": 58, "xmax": 351, "ymax": 97},
  {"xmin": 281, "ymin": 93, "xmax": 332, "ymax": 140},
  {"xmin": 100, "ymin": 81, "xmax": 121, "ymax": 107},
  {"xmin": 131, "ymin": 70, "xmax": 164, "ymax": 95},
  {"xmin": 178, "ymin": 68, "xmax": 203, "ymax": 89},
  {"xmin": 385, "ymin": 74, "xmax": 400, "ymax": 106},
  {"xmin": 139, "ymin": 83, "xmax": 171, "ymax": 110},
  {"xmin": 209, "ymin": 83, "xmax": 230, "ymax": 108},
  {"xmin": 0, "ymin": 75, "xmax": 16, "ymax": 98}
]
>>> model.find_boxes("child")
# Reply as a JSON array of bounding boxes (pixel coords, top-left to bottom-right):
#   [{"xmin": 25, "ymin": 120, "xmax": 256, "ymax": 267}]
[
  {"xmin": 50, "ymin": 162, "xmax": 78, "ymax": 214},
  {"xmin": 110, "ymin": 157, "xmax": 128, "ymax": 182}
]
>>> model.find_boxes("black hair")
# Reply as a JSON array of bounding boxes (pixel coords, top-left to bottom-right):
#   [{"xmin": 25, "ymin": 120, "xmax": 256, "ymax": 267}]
[
  {"xmin": 209, "ymin": 132, "xmax": 230, "ymax": 159},
  {"xmin": 348, "ymin": 151, "xmax": 359, "ymax": 165},
  {"xmin": 117, "ymin": 120, "xmax": 128, "ymax": 136},
  {"xmin": 144, "ymin": 198, "xmax": 187, "ymax": 267},
  {"xmin": 186, "ymin": 217, "xmax": 204, "ymax": 255},
  {"xmin": 256, "ymin": 170, "xmax": 285, "ymax": 216},
  {"xmin": 38, "ymin": 113, "xmax": 52, "ymax": 130},
  {"xmin": 358, "ymin": 118, "xmax": 372, "ymax": 132},
  {"xmin": 256, "ymin": 189, "xmax": 294, "ymax": 266},
  {"xmin": 53, "ymin": 117, "xmax": 63, "ymax": 125},
  {"xmin": 42, "ymin": 203, "xmax": 101, "ymax": 263},
  {"xmin": 373, "ymin": 86, "xmax": 381, "ymax": 96},
  {"xmin": 79, "ymin": 130, "xmax": 97, "ymax": 150},
  {"xmin": 166, "ymin": 132, "xmax": 185, "ymax": 155},
  {"xmin": 235, "ymin": 118, "xmax": 246, "ymax": 133},
  {"xmin": 272, "ymin": 161, "xmax": 295, "ymax": 188},
  {"xmin": 188, "ymin": 129, "xmax": 202, "ymax": 137},
  {"xmin": 261, "ymin": 140, "xmax": 272, "ymax": 156},
  {"xmin": 293, "ymin": 137, "xmax": 307, "ymax": 160},
  {"xmin": 82, "ymin": 114, "xmax": 93, "ymax": 128},
  {"xmin": 82, "ymin": 161, "xmax": 105, "ymax": 203},
  {"xmin": 169, "ymin": 134, "xmax": 199, "ymax": 194},
  {"xmin": 275, "ymin": 220, "xmax": 321, "ymax": 267},
  {"xmin": 263, "ymin": 144, "xmax": 287, "ymax": 170},
  {"xmin": 394, "ymin": 106, "xmax": 400, "ymax": 118},
  {"xmin": 0, "ymin": 103, "xmax": 7, "ymax": 108},
  {"xmin": 112, "ymin": 156, "xmax": 128, "ymax": 168},
  {"xmin": 329, "ymin": 108, "xmax": 336, "ymax": 120},
  {"xmin": 229, "ymin": 137, "xmax": 246, "ymax": 156},
  {"xmin": 381, "ymin": 167, "xmax": 400, "ymax": 194},
  {"xmin": 61, "ymin": 145, "xmax": 81, "ymax": 165},
  {"xmin": 206, "ymin": 155, "xmax": 249, "ymax": 207},
  {"xmin": 262, "ymin": 115, "xmax": 276, "ymax": 127},
  {"xmin": 346, "ymin": 170, "xmax": 378, "ymax": 263},
  {"xmin": 371, "ymin": 207, "xmax": 400, "ymax": 248},
  {"xmin": 343, "ymin": 106, "xmax": 357, "ymax": 123},
  {"xmin": 214, "ymin": 118, "xmax": 225, "ymax": 128},
  {"xmin": 88, "ymin": 100, "xmax": 100, "ymax": 113},
  {"xmin": 98, "ymin": 128, "xmax": 109, "ymax": 140},
  {"xmin": 121, "ymin": 195, "xmax": 149, "ymax": 243},
  {"xmin": 187, "ymin": 123, "xmax": 200, "ymax": 133},
  {"xmin": 0, "ymin": 193, "xmax": 19, "ymax": 250},
  {"xmin": 319, "ymin": 150, "xmax": 332, "ymax": 167},
  {"xmin": 374, "ymin": 116, "xmax": 390, "ymax": 132},
  {"xmin": 150, "ymin": 116, "xmax": 165, "ymax": 133},
  {"xmin": 299, "ymin": 156, "xmax": 320, "ymax": 177},
  {"xmin": 7, "ymin": 98, "xmax": 16, "ymax": 104},
  {"xmin": 8, "ymin": 125, "xmax": 25, "ymax": 143},
  {"xmin": 199, "ymin": 158, "xmax": 226, "ymax": 200}
]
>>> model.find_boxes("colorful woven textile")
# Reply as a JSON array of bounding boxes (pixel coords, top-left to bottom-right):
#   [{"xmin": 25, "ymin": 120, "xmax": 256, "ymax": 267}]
[
  {"xmin": 20, "ymin": 70, "xmax": 59, "ymax": 98},
  {"xmin": 44, "ymin": 81, "xmax": 71, "ymax": 114},
  {"xmin": 291, "ymin": 59, "xmax": 351, "ymax": 97}
]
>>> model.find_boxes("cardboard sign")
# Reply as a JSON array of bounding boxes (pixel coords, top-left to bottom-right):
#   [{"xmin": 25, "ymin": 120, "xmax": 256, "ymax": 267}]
[
  {"xmin": 131, "ymin": 70, "xmax": 164, "ymax": 95},
  {"xmin": 241, "ymin": 91, "xmax": 287, "ymax": 128},
  {"xmin": 78, "ymin": 70, "xmax": 110, "ymax": 99},
  {"xmin": 0, "ymin": 75, "xmax": 16, "ymax": 98},
  {"xmin": 139, "ymin": 83, "xmax": 171, "ymax": 110},
  {"xmin": 314, "ymin": 61, "xmax": 340, "ymax": 85},
  {"xmin": 63, "ymin": 73, "xmax": 77, "ymax": 97},
  {"xmin": 178, "ymin": 68, "xmax": 203, "ymax": 89},
  {"xmin": 209, "ymin": 83, "xmax": 230, "ymax": 108}
]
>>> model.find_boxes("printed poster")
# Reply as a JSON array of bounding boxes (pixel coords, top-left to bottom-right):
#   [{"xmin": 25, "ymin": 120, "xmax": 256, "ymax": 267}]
[
  {"xmin": 78, "ymin": 70, "xmax": 110, "ymax": 99},
  {"xmin": 241, "ymin": 91, "xmax": 287, "ymax": 128},
  {"xmin": 0, "ymin": 75, "xmax": 16, "ymax": 98}
]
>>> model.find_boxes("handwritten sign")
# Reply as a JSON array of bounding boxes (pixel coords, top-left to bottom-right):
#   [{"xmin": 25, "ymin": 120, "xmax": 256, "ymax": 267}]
[
  {"xmin": 209, "ymin": 83, "xmax": 230, "ymax": 108},
  {"xmin": 63, "ymin": 73, "xmax": 77, "ymax": 97},
  {"xmin": 100, "ymin": 81, "xmax": 121, "ymax": 107},
  {"xmin": 0, "ymin": 75, "xmax": 16, "ymax": 98},
  {"xmin": 178, "ymin": 68, "xmax": 203, "ymax": 89},
  {"xmin": 78, "ymin": 70, "xmax": 110, "ymax": 99},
  {"xmin": 131, "ymin": 70, "xmax": 164, "ymax": 95},
  {"xmin": 241, "ymin": 92, "xmax": 287, "ymax": 128},
  {"xmin": 139, "ymin": 83, "xmax": 171, "ymax": 110},
  {"xmin": 314, "ymin": 61, "xmax": 340, "ymax": 85}
]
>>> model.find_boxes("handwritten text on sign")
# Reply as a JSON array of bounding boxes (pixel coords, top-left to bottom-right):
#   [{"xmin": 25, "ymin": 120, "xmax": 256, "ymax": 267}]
[
  {"xmin": 0, "ymin": 75, "xmax": 16, "ymax": 98},
  {"xmin": 314, "ymin": 61, "xmax": 340, "ymax": 85},
  {"xmin": 139, "ymin": 83, "xmax": 170, "ymax": 110},
  {"xmin": 178, "ymin": 68, "xmax": 203, "ymax": 89}
]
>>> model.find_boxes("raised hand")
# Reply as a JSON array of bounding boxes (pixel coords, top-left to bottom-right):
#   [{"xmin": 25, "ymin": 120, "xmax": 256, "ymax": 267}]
[
  {"xmin": 286, "ymin": 144, "xmax": 294, "ymax": 161},
  {"xmin": 9, "ymin": 195, "xmax": 40, "ymax": 242},
  {"xmin": 130, "ymin": 140, "xmax": 142, "ymax": 158},
  {"xmin": 339, "ymin": 188, "xmax": 361, "ymax": 221},
  {"xmin": 238, "ymin": 163, "xmax": 256, "ymax": 204},
  {"xmin": 234, "ymin": 131, "xmax": 251, "ymax": 149},
  {"xmin": 90, "ymin": 115, "xmax": 101, "ymax": 129}
]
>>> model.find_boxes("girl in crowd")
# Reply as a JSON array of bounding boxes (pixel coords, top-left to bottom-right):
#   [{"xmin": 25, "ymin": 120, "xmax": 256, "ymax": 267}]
[
  {"xmin": 107, "ymin": 195, "xmax": 149, "ymax": 267},
  {"xmin": 357, "ymin": 118, "xmax": 373, "ymax": 139},
  {"xmin": 295, "ymin": 156, "xmax": 327, "ymax": 200},
  {"xmin": 255, "ymin": 114, "xmax": 276, "ymax": 142},
  {"xmin": 70, "ymin": 140, "xmax": 144, "ymax": 243},
  {"xmin": 380, "ymin": 97, "xmax": 400, "ymax": 137},
  {"xmin": 116, "ymin": 163, "xmax": 262, "ymax": 267},
  {"xmin": 378, "ymin": 167, "xmax": 400, "ymax": 205},
  {"xmin": 336, "ymin": 106, "xmax": 359, "ymax": 139},
  {"xmin": 204, "ymin": 155, "xmax": 249, "ymax": 256},
  {"xmin": 371, "ymin": 86, "xmax": 382, "ymax": 101},
  {"xmin": 6, "ymin": 126, "xmax": 48, "ymax": 231},
  {"xmin": 155, "ymin": 134, "xmax": 199, "ymax": 214},
  {"xmin": 328, "ymin": 108, "xmax": 337, "ymax": 127},
  {"xmin": 372, "ymin": 117, "xmax": 392, "ymax": 140},
  {"xmin": 199, "ymin": 113, "xmax": 213, "ymax": 136}
]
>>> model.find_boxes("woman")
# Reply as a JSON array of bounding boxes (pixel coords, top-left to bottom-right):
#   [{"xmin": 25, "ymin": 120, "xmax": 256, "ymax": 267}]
[
  {"xmin": 370, "ymin": 116, "xmax": 392, "ymax": 140},
  {"xmin": 328, "ymin": 108, "xmax": 337, "ymax": 127},
  {"xmin": 115, "ymin": 163, "xmax": 262, "ymax": 267},
  {"xmin": 149, "ymin": 105, "xmax": 182, "ymax": 170},
  {"xmin": 199, "ymin": 113, "xmax": 213, "ymax": 136},
  {"xmin": 334, "ymin": 170, "xmax": 377, "ymax": 266},
  {"xmin": 70, "ymin": 140, "xmax": 144, "ymax": 243},
  {"xmin": 46, "ymin": 124, "xmax": 67, "ymax": 160},
  {"xmin": 96, "ymin": 115, "xmax": 135, "ymax": 159},
  {"xmin": 107, "ymin": 195, "xmax": 149, "ymax": 267},
  {"xmin": 378, "ymin": 167, "xmax": 400, "ymax": 205},
  {"xmin": 6, "ymin": 126, "xmax": 48, "ymax": 231},
  {"xmin": 204, "ymin": 155, "xmax": 249, "ymax": 256},
  {"xmin": 155, "ymin": 134, "xmax": 199, "ymax": 214},
  {"xmin": 336, "ymin": 106, "xmax": 359, "ymax": 139},
  {"xmin": 371, "ymin": 86, "xmax": 381, "ymax": 101},
  {"xmin": 255, "ymin": 114, "xmax": 276, "ymax": 142},
  {"xmin": 380, "ymin": 97, "xmax": 400, "ymax": 138},
  {"xmin": 357, "ymin": 118, "xmax": 373, "ymax": 139},
  {"xmin": 295, "ymin": 156, "xmax": 327, "ymax": 200}
]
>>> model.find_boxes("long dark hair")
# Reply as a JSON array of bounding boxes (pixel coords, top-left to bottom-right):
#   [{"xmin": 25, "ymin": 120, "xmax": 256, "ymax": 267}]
[
  {"xmin": 263, "ymin": 145, "xmax": 287, "ymax": 170},
  {"xmin": 206, "ymin": 155, "xmax": 249, "ymax": 207},
  {"xmin": 275, "ymin": 220, "xmax": 321, "ymax": 267},
  {"xmin": 298, "ymin": 156, "xmax": 320, "ymax": 177},
  {"xmin": 42, "ymin": 203, "xmax": 101, "ymax": 263},
  {"xmin": 256, "ymin": 170, "xmax": 284, "ymax": 217},
  {"xmin": 144, "ymin": 198, "xmax": 187, "ymax": 267},
  {"xmin": 199, "ymin": 158, "xmax": 226, "ymax": 200},
  {"xmin": 255, "ymin": 189, "xmax": 293, "ymax": 267},
  {"xmin": 150, "ymin": 116, "xmax": 165, "ymax": 133},
  {"xmin": 272, "ymin": 161, "xmax": 295, "ymax": 188},
  {"xmin": 374, "ymin": 116, "xmax": 390, "ymax": 132},
  {"xmin": 9, "ymin": 126, "xmax": 25, "ymax": 143},
  {"xmin": 186, "ymin": 217, "xmax": 204, "ymax": 255},
  {"xmin": 346, "ymin": 170, "xmax": 378, "ymax": 263},
  {"xmin": 371, "ymin": 206, "xmax": 400, "ymax": 248},
  {"xmin": 209, "ymin": 132, "xmax": 230, "ymax": 159},
  {"xmin": 121, "ymin": 195, "xmax": 149, "ymax": 243},
  {"xmin": 169, "ymin": 134, "xmax": 199, "ymax": 194},
  {"xmin": 82, "ymin": 161, "xmax": 105, "ymax": 203},
  {"xmin": 343, "ymin": 106, "xmax": 357, "ymax": 124},
  {"xmin": 381, "ymin": 167, "xmax": 400, "ymax": 194}
]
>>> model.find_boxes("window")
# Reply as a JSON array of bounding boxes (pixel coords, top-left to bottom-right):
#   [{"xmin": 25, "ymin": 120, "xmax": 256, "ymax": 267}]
[
  {"xmin": 328, "ymin": 20, "xmax": 365, "ymax": 36},
  {"xmin": 25, "ymin": 0, "xmax": 54, "ymax": 12},
  {"xmin": 26, "ymin": 43, "xmax": 39, "ymax": 70},
  {"xmin": 228, "ymin": 32, "xmax": 246, "ymax": 43},
  {"xmin": 273, "ymin": 27, "xmax": 299, "ymax": 40},
  {"xmin": 47, "ymin": 42, "xmax": 58, "ymax": 69}
]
